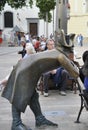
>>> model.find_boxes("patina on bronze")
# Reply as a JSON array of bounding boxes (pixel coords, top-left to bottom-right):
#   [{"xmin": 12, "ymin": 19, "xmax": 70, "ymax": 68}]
[{"xmin": 1, "ymin": 30, "xmax": 79, "ymax": 130}]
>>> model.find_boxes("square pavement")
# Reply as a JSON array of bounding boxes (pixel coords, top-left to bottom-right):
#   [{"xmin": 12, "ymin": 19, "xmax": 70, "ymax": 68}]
[
  {"xmin": 0, "ymin": 90, "xmax": 88, "ymax": 130},
  {"xmin": 0, "ymin": 43, "xmax": 88, "ymax": 130}
]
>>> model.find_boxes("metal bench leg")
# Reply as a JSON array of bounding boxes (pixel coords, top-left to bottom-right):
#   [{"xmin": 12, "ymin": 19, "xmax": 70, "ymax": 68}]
[
  {"xmin": 72, "ymin": 80, "xmax": 77, "ymax": 94},
  {"xmin": 75, "ymin": 95, "xmax": 84, "ymax": 123}
]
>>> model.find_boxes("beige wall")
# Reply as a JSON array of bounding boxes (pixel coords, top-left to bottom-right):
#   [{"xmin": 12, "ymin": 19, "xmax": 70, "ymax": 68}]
[{"xmin": 68, "ymin": 0, "xmax": 88, "ymax": 37}]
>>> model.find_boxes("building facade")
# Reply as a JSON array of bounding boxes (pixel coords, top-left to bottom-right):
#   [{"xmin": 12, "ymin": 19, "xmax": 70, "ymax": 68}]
[
  {"xmin": 0, "ymin": 3, "xmax": 55, "ymax": 40},
  {"xmin": 68, "ymin": 0, "xmax": 88, "ymax": 37},
  {"xmin": 0, "ymin": 1, "xmax": 69, "ymax": 42},
  {"xmin": 56, "ymin": 0, "xmax": 70, "ymax": 34}
]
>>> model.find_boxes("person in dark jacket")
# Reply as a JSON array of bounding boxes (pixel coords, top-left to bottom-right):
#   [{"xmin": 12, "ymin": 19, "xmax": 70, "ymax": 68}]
[
  {"xmin": 43, "ymin": 39, "xmax": 69, "ymax": 97},
  {"xmin": 79, "ymin": 51, "xmax": 88, "ymax": 82},
  {"xmin": 18, "ymin": 40, "xmax": 26, "ymax": 58},
  {"xmin": 43, "ymin": 67, "xmax": 68, "ymax": 97},
  {"xmin": 80, "ymin": 50, "xmax": 88, "ymax": 91}
]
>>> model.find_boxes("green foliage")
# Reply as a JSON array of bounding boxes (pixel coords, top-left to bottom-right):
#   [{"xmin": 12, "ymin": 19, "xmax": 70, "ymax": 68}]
[
  {"xmin": 0, "ymin": 0, "xmax": 34, "ymax": 10},
  {"xmin": 0, "ymin": 0, "xmax": 7, "ymax": 11},
  {"xmin": 28, "ymin": 0, "xmax": 33, "ymax": 8},
  {"xmin": 36, "ymin": 0, "xmax": 56, "ymax": 12},
  {"xmin": 8, "ymin": 0, "xmax": 26, "ymax": 9},
  {"xmin": 38, "ymin": 11, "xmax": 52, "ymax": 22},
  {"xmin": 0, "ymin": 0, "xmax": 56, "ymax": 22},
  {"xmin": 36, "ymin": 0, "xmax": 56, "ymax": 22}
]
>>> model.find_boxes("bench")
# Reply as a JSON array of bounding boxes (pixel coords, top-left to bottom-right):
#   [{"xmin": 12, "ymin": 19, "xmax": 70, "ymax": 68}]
[
  {"xmin": 75, "ymin": 77, "xmax": 88, "ymax": 123},
  {"xmin": 37, "ymin": 53, "xmax": 80, "ymax": 95},
  {"xmin": 37, "ymin": 74, "xmax": 77, "ymax": 95}
]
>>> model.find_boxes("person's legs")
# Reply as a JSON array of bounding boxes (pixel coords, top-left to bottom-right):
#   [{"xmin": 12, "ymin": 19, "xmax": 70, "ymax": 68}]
[
  {"xmin": 29, "ymin": 90, "xmax": 42, "ymax": 117},
  {"xmin": 43, "ymin": 72, "xmax": 51, "ymax": 96},
  {"xmin": 80, "ymin": 41, "xmax": 83, "ymax": 46},
  {"xmin": 29, "ymin": 90, "xmax": 58, "ymax": 127},
  {"xmin": 56, "ymin": 69, "xmax": 68, "ymax": 96},
  {"xmin": 60, "ymin": 69, "xmax": 68, "ymax": 91},
  {"xmin": 11, "ymin": 105, "xmax": 27, "ymax": 130}
]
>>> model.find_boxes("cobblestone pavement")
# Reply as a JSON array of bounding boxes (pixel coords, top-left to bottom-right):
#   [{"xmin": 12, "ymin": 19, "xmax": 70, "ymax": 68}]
[{"xmin": 0, "ymin": 43, "xmax": 88, "ymax": 130}]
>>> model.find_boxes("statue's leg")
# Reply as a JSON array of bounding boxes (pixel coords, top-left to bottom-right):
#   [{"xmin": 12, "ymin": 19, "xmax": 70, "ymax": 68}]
[
  {"xmin": 11, "ymin": 105, "xmax": 28, "ymax": 130},
  {"xmin": 29, "ymin": 90, "xmax": 58, "ymax": 127}
]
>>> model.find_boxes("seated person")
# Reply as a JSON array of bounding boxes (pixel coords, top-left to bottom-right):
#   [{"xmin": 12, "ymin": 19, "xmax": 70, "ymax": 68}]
[
  {"xmin": 78, "ymin": 50, "xmax": 88, "ymax": 103},
  {"xmin": 80, "ymin": 50, "xmax": 88, "ymax": 92},
  {"xmin": 42, "ymin": 39, "xmax": 69, "ymax": 97},
  {"xmin": 84, "ymin": 77, "xmax": 88, "ymax": 92},
  {"xmin": 43, "ymin": 67, "xmax": 69, "ymax": 96}
]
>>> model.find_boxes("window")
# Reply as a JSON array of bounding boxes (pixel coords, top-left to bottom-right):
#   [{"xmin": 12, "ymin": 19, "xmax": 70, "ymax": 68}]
[
  {"xmin": 4, "ymin": 12, "xmax": 13, "ymax": 28},
  {"xmin": 59, "ymin": 0, "xmax": 61, "ymax": 4},
  {"xmin": 58, "ymin": 18, "xmax": 61, "ymax": 29}
]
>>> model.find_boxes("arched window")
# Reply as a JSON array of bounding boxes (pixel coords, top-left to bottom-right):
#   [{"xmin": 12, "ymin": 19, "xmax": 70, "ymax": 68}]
[{"xmin": 4, "ymin": 11, "xmax": 13, "ymax": 28}]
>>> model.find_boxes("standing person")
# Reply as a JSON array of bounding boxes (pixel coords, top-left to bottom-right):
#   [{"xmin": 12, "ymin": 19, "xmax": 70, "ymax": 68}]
[
  {"xmin": 33, "ymin": 36, "xmax": 40, "ymax": 52},
  {"xmin": 76, "ymin": 34, "xmax": 83, "ymax": 46},
  {"xmin": 17, "ymin": 32, "xmax": 21, "ymax": 46},
  {"xmin": 25, "ymin": 32, "xmax": 30, "ymax": 43},
  {"xmin": 79, "ymin": 34, "xmax": 83, "ymax": 46},
  {"xmin": 18, "ymin": 40, "xmax": 26, "ymax": 58},
  {"xmin": 14, "ymin": 32, "xmax": 18, "ymax": 46},
  {"xmin": 39, "ymin": 37, "xmax": 47, "ymax": 51},
  {"xmin": 76, "ymin": 34, "xmax": 80, "ymax": 46},
  {"xmin": 32, "ymin": 36, "xmax": 37, "ymax": 47},
  {"xmin": 43, "ymin": 39, "xmax": 69, "ymax": 97}
]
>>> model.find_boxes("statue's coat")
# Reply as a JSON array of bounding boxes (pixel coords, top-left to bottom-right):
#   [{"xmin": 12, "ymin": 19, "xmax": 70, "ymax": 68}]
[
  {"xmin": 2, "ymin": 50, "xmax": 62, "ymax": 112},
  {"xmin": 2, "ymin": 31, "xmax": 78, "ymax": 112}
]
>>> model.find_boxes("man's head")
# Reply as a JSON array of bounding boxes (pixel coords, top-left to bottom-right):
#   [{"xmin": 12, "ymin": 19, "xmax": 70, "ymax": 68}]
[
  {"xmin": 47, "ymin": 39, "xmax": 55, "ymax": 50},
  {"xmin": 82, "ymin": 50, "xmax": 88, "ymax": 62},
  {"xmin": 25, "ymin": 43, "xmax": 36, "ymax": 54},
  {"xmin": 82, "ymin": 50, "xmax": 88, "ymax": 77}
]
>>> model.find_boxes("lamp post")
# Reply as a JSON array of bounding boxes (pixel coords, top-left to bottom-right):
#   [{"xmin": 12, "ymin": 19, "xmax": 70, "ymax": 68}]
[
  {"xmin": 55, "ymin": 0, "xmax": 59, "ymax": 33},
  {"xmin": 53, "ymin": 9, "xmax": 54, "ymax": 36},
  {"xmin": 46, "ymin": 12, "xmax": 48, "ymax": 38}
]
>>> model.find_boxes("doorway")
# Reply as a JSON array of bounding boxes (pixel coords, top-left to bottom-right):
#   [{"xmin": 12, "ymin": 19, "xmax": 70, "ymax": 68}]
[{"xmin": 29, "ymin": 23, "xmax": 37, "ymax": 36}]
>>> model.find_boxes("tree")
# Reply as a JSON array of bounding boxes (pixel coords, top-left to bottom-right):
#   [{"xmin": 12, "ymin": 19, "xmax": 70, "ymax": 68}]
[
  {"xmin": 36, "ymin": 0, "xmax": 56, "ymax": 22},
  {"xmin": 0, "ymin": 0, "xmax": 33, "ymax": 11},
  {"xmin": 36, "ymin": 0, "xmax": 56, "ymax": 37},
  {"xmin": 0, "ymin": 0, "xmax": 56, "ymax": 37},
  {"xmin": 0, "ymin": 0, "xmax": 56, "ymax": 22}
]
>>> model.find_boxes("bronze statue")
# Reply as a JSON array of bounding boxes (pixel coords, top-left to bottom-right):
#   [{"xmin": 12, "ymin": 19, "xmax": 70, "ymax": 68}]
[
  {"xmin": 1, "ymin": 30, "xmax": 79, "ymax": 130},
  {"xmin": 55, "ymin": 29, "xmax": 75, "ymax": 53}
]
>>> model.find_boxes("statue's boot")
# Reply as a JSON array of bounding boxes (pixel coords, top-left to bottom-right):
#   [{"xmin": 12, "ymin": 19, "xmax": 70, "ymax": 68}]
[
  {"xmin": 11, "ymin": 105, "xmax": 28, "ymax": 130},
  {"xmin": 35, "ymin": 115, "xmax": 58, "ymax": 127},
  {"xmin": 29, "ymin": 91, "xmax": 58, "ymax": 127}
]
